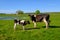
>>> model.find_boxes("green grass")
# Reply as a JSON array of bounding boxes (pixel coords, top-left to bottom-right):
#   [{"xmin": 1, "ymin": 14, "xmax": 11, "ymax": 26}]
[{"xmin": 0, "ymin": 13, "xmax": 60, "ymax": 40}]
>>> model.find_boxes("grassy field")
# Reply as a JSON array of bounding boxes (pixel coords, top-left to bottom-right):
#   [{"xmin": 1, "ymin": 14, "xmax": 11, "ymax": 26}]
[{"xmin": 0, "ymin": 13, "xmax": 60, "ymax": 40}]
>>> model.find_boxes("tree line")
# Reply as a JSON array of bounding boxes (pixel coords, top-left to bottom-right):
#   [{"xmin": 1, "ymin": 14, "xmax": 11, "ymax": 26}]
[{"xmin": 16, "ymin": 10, "xmax": 40, "ymax": 14}]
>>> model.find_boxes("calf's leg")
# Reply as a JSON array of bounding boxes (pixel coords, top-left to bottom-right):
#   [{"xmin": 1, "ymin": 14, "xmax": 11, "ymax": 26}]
[
  {"xmin": 22, "ymin": 26, "xmax": 25, "ymax": 30},
  {"xmin": 14, "ymin": 23, "xmax": 17, "ymax": 30}
]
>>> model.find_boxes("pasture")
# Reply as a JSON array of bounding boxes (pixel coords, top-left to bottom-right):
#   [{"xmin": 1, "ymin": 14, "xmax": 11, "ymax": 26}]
[{"xmin": 0, "ymin": 13, "xmax": 60, "ymax": 40}]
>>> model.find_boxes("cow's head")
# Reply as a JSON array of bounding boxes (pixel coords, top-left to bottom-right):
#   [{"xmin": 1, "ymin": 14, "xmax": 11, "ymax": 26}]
[
  {"xmin": 28, "ymin": 14, "xmax": 36, "ymax": 22},
  {"xmin": 28, "ymin": 14, "xmax": 36, "ymax": 18}
]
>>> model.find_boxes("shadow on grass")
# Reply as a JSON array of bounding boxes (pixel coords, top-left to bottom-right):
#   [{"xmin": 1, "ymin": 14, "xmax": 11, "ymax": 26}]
[
  {"xmin": 25, "ymin": 27, "xmax": 40, "ymax": 30},
  {"xmin": 43, "ymin": 26, "xmax": 60, "ymax": 28},
  {"xmin": 19, "ymin": 27, "xmax": 40, "ymax": 30},
  {"xmin": 17, "ymin": 26, "xmax": 60, "ymax": 30}
]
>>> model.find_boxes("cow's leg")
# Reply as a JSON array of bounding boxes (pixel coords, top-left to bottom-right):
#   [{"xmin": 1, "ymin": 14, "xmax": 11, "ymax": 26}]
[
  {"xmin": 43, "ymin": 18, "xmax": 49, "ymax": 29},
  {"xmin": 14, "ymin": 23, "xmax": 17, "ymax": 30},
  {"xmin": 33, "ymin": 21, "xmax": 36, "ymax": 28},
  {"xmin": 48, "ymin": 20, "xmax": 50, "ymax": 26}
]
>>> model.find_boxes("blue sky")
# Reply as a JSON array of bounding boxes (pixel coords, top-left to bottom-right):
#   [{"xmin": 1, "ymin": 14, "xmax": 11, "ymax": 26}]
[{"xmin": 0, "ymin": 0, "xmax": 60, "ymax": 13}]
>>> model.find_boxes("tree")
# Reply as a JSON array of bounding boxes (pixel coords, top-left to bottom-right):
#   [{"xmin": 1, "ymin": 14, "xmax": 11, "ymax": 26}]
[
  {"xmin": 16, "ymin": 10, "xmax": 24, "ymax": 14},
  {"xmin": 35, "ymin": 10, "xmax": 40, "ymax": 14}
]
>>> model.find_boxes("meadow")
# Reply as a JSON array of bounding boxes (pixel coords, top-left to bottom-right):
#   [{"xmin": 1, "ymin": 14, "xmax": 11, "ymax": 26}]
[{"xmin": 0, "ymin": 13, "xmax": 60, "ymax": 40}]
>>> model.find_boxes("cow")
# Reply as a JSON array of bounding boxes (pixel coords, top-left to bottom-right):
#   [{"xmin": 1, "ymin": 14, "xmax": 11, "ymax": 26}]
[
  {"xmin": 29, "ymin": 14, "xmax": 50, "ymax": 29},
  {"xmin": 14, "ymin": 19, "xmax": 30, "ymax": 30}
]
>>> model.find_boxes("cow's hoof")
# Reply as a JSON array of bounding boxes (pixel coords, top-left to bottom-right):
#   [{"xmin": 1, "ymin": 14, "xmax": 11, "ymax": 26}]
[{"xmin": 46, "ymin": 28, "xmax": 49, "ymax": 29}]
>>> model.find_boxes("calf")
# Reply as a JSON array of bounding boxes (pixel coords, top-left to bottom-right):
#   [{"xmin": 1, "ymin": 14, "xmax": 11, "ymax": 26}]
[
  {"xmin": 29, "ymin": 14, "xmax": 50, "ymax": 29},
  {"xmin": 14, "ymin": 19, "xmax": 30, "ymax": 30}
]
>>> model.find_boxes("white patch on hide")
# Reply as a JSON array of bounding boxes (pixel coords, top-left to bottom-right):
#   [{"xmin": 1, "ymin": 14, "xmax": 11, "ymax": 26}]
[
  {"xmin": 43, "ymin": 18, "xmax": 47, "ymax": 23},
  {"xmin": 20, "ymin": 20, "xmax": 25, "ymax": 23},
  {"xmin": 34, "ymin": 15, "xmax": 36, "ymax": 17},
  {"xmin": 17, "ymin": 22, "xmax": 19, "ymax": 25}
]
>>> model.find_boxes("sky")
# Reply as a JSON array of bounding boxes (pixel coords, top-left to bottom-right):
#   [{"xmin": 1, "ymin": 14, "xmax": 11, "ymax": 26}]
[{"xmin": 0, "ymin": 0, "xmax": 60, "ymax": 13}]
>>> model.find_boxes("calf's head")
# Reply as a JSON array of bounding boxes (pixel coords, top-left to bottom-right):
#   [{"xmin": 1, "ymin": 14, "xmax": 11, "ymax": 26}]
[{"xmin": 25, "ymin": 21, "xmax": 30, "ymax": 24}]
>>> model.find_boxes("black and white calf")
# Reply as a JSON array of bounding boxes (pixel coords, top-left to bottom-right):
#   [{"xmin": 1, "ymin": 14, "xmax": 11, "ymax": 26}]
[
  {"xmin": 29, "ymin": 14, "xmax": 50, "ymax": 29},
  {"xmin": 14, "ymin": 19, "xmax": 30, "ymax": 30}
]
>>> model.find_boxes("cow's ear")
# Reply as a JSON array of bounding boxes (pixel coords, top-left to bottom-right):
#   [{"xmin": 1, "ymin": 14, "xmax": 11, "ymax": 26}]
[{"xmin": 34, "ymin": 15, "xmax": 36, "ymax": 17}]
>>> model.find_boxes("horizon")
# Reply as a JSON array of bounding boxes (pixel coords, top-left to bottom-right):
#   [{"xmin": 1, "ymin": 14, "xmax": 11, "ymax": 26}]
[{"xmin": 0, "ymin": 0, "xmax": 60, "ymax": 14}]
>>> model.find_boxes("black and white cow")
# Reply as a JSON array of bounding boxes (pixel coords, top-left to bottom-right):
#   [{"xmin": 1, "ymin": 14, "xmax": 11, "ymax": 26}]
[
  {"xmin": 29, "ymin": 14, "xmax": 50, "ymax": 29},
  {"xmin": 14, "ymin": 19, "xmax": 30, "ymax": 30}
]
